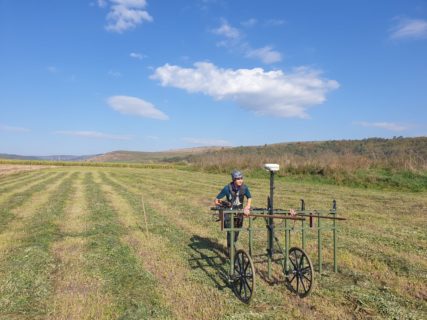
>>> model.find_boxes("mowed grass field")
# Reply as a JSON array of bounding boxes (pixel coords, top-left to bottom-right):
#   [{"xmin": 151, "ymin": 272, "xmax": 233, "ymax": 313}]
[{"xmin": 0, "ymin": 165, "xmax": 426, "ymax": 319}]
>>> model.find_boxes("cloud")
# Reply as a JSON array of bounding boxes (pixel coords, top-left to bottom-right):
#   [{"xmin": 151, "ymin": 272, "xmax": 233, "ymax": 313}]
[
  {"xmin": 108, "ymin": 70, "xmax": 122, "ymax": 77},
  {"xmin": 212, "ymin": 20, "xmax": 240, "ymax": 39},
  {"xmin": 390, "ymin": 18, "xmax": 427, "ymax": 40},
  {"xmin": 55, "ymin": 130, "xmax": 131, "ymax": 140},
  {"xmin": 241, "ymin": 18, "xmax": 257, "ymax": 28},
  {"xmin": 107, "ymin": 95, "xmax": 169, "ymax": 120},
  {"xmin": 99, "ymin": 0, "xmax": 153, "ymax": 33},
  {"xmin": 129, "ymin": 52, "xmax": 145, "ymax": 60},
  {"xmin": 211, "ymin": 20, "xmax": 282, "ymax": 64},
  {"xmin": 182, "ymin": 137, "xmax": 232, "ymax": 146},
  {"xmin": 0, "ymin": 124, "xmax": 30, "ymax": 133},
  {"xmin": 97, "ymin": 0, "xmax": 108, "ymax": 7},
  {"xmin": 151, "ymin": 62, "xmax": 339, "ymax": 118},
  {"xmin": 245, "ymin": 46, "xmax": 282, "ymax": 64},
  {"xmin": 354, "ymin": 121, "xmax": 408, "ymax": 132}
]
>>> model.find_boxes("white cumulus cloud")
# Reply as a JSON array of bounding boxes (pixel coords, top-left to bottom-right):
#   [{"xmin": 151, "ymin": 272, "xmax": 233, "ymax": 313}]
[
  {"xmin": 55, "ymin": 130, "xmax": 131, "ymax": 140},
  {"xmin": 130, "ymin": 52, "xmax": 145, "ymax": 60},
  {"xmin": 99, "ymin": 0, "xmax": 153, "ymax": 33},
  {"xmin": 245, "ymin": 46, "xmax": 282, "ymax": 64},
  {"xmin": 354, "ymin": 121, "xmax": 408, "ymax": 132},
  {"xmin": 211, "ymin": 20, "xmax": 282, "ymax": 64},
  {"xmin": 390, "ymin": 18, "xmax": 427, "ymax": 39},
  {"xmin": 107, "ymin": 95, "xmax": 169, "ymax": 120},
  {"xmin": 151, "ymin": 62, "xmax": 339, "ymax": 118},
  {"xmin": 212, "ymin": 20, "xmax": 240, "ymax": 39}
]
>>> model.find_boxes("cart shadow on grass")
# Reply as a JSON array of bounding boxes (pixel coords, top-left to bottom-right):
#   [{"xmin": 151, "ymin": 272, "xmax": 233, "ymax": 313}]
[{"xmin": 188, "ymin": 235, "xmax": 230, "ymax": 291}]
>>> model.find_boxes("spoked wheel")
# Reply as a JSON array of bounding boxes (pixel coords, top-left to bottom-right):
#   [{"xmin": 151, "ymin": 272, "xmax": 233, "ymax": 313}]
[
  {"xmin": 285, "ymin": 247, "xmax": 314, "ymax": 298},
  {"xmin": 232, "ymin": 249, "xmax": 255, "ymax": 303}
]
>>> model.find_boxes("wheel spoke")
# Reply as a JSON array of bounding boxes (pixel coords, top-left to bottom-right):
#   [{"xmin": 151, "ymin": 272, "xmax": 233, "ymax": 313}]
[
  {"xmin": 288, "ymin": 273, "xmax": 296, "ymax": 284},
  {"xmin": 299, "ymin": 254, "xmax": 305, "ymax": 269},
  {"xmin": 242, "ymin": 277, "xmax": 248, "ymax": 299},
  {"xmin": 289, "ymin": 256, "xmax": 298, "ymax": 269},
  {"xmin": 301, "ymin": 266, "xmax": 311, "ymax": 274},
  {"xmin": 244, "ymin": 259, "xmax": 250, "ymax": 273},
  {"xmin": 243, "ymin": 276, "xmax": 253, "ymax": 294},
  {"xmin": 300, "ymin": 275, "xmax": 307, "ymax": 293},
  {"xmin": 302, "ymin": 273, "xmax": 312, "ymax": 282},
  {"xmin": 237, "ymin": 278, "xmax": 243, "ymax": 295}
]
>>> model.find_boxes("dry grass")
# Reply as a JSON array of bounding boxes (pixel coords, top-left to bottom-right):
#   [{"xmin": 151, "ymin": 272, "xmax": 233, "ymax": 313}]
[
  {"xmin": 0, "ymin": 172, "xmax": 70, "ymax": 257},
  {"xmin": 0, "ymin": 164, "xmax": 54, "ymax": 176},
  {"xmin": 48, "ymin": 173, "xmax": 116, "ymax": 320}
]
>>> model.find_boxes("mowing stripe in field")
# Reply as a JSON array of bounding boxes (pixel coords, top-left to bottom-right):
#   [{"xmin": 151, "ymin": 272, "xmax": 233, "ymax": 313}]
[
  {"xmin": 0, "ymin": 172, "xmax": 72, "ymax": 259},
  {"xmin": 0, "ymin": 168, "xmax": 46, "ymax": 184},
  {"xmin": 96, "ymin": 171, "xmax": 236, "ymax": 320},
  {"xmin": 82, "ymin": 171, "xmax": 172, "ymax": 319},
  {"xmin": 0, "ymin": 172, "xmax": 77, "ymax": 318},
  {"xmin": 48, "ymin": 172, "xmax": 117, "ymax": 320},
  {"xmin": 0, "ymin": 172, "xmax": 67, "ymax": 233},
  {"xmin": 0, "ymin": 170, "xmax": 53, "ymax": 193},
  {"xmin": 0, "ymin": 171, "xmax": 57, "ymax": 203}
]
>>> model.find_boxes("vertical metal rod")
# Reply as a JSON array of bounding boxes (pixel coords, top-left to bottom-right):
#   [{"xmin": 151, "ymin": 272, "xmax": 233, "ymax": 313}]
[
  {"xmin": 284, "ymin": 218, "xmax": 289, "ymax": 272},
  {"xmin": 249, "ymin": 216, "xmax": 253, "ymax": 257},
  {"xmin": 317, "ymin": 213, "xmax": 322, "ymax": 274},
  {"xmin": 333, "ymin": 215, "xmax": 337, "ymax": 272},
  {"xmin": 267, "ymin": 170, "xmax": 275, "ymax": 280},
  {"xmin": 301, "ymin": 199, "xmax": 306, "ymax": 251},
  {"xmin": 301, "ymin": 219, "xmax": 306, "ymax": 251},
  {"xmin": 333, "ymin": 200, "xmax": 337, "ymax": 272},
  {"xmin": 229, "ymin": 214, "xmax": 235, "ymax": 277}
]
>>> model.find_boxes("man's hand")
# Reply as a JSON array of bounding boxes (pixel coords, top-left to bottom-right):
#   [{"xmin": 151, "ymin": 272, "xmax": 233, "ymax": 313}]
[
  {"xmin": 243, "ymin": 206, "xmax": 251, "ymax": 216},
  {"xmin": 289, "ymin": 208, "xmax": 297, "ymax": 216}
]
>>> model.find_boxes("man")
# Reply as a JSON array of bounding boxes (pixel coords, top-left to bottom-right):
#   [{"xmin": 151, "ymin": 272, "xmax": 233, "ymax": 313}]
[{"xmin": 214, "ymin": 170, "xmax": 252, "ymax": 256}]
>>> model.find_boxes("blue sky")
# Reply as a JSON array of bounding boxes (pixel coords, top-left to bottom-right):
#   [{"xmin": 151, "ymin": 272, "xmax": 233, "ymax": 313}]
[{"xmin": 1, "ymin": 0, "xmax": 426, "ymax": 155}]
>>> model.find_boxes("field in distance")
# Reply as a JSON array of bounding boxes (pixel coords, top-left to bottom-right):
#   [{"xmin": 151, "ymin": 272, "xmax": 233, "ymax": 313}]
[{"xmin": 0, "ymin": 165, "xmax": 426, "ymax": 319}]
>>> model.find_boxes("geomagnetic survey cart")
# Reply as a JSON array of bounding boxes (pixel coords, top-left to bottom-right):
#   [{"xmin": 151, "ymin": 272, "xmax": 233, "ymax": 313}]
[{"xmin": 210, "ymin": 164, "xmax": 346, "ymax": 303}]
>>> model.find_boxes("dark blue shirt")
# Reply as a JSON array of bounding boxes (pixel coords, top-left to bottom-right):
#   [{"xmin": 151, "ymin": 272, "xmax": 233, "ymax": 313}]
[{"xmin": 216, "ymin": 182, "xmax": 252, "ymax": 202}]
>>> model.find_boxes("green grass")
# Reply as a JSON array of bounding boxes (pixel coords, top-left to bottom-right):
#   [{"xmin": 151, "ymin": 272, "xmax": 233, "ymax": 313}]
[
  {"xmin": 0, "ymin": 165, "xmax": 425, "ymax": 319},
  {"xmin": 83, "ymin": 172, "xmax": 171, "ymax": 319},
  {"xmin": 0, "ymin": 172, "xmax": 67, "ymax": 232},
  {"xmin": 0, "ymin": 172, "xmax": 75, "ymax": 317}
]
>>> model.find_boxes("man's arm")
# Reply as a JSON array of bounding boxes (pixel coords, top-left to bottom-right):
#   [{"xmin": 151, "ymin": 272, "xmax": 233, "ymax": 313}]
[
  {"xmin": 214, "ymin": 186, "xmax": 228, "ymax": 206},
  {"xmin": 244, "ymin": 198, "xmax": 252, "ymax": 215}
]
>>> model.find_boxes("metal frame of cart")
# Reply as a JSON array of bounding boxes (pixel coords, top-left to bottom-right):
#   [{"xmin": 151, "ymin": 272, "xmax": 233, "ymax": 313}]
[{"xmin": 211, "ymin": 163, "xmax": 346, "ymax": 303}]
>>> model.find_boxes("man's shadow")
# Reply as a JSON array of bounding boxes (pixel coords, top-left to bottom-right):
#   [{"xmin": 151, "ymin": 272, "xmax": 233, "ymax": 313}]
[{"xmin": 188, "ymin": 235, "xmax": 230, "ymax": 290}]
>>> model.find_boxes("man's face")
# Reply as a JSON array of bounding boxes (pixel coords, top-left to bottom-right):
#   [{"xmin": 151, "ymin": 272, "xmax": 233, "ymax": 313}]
[{"xmin": 234, "ymin": 177, "xmax": 243, "ymax": 186}]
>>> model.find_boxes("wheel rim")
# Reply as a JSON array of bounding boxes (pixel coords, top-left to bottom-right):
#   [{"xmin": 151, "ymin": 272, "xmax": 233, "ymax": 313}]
[
  {"xmin": 233, "ymin": 249, "xmax": 255, "ymax": 303},
  {"xmin": 285, "ymin": 247, "xmax": 314, "ymax": 298}
]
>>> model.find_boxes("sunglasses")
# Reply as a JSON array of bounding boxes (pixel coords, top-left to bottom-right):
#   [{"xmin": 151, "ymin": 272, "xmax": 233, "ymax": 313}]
[{"xmin": 235, "ymin": 177, "xmax": 243, "ymax": 180}]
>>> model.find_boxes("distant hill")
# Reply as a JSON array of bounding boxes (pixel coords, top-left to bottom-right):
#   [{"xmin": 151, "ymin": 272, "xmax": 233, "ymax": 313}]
[
  {"xmin": 85, "ymin": 146, "xmax": 229, "ymax": 163},
  {"xmin": 185, "ymin": 137, "xmax": 427, "ymax": 172},
  {"xmin": 0, "ymin": 153, "xmax": 97, "ymax": 161},
  {"xmin": 2, "ymin": 137, "xmax": 426, "ymax": 170}
]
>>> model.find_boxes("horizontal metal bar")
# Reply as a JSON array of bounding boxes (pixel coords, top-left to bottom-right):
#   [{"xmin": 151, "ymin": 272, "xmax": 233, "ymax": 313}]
[
  {"xmin": 298, "ymin": 214, "xmax": 347, "ymax": 221},
  {"xmin": 211, "ymin": 207, "xmax": 346, "ymax": 220}
]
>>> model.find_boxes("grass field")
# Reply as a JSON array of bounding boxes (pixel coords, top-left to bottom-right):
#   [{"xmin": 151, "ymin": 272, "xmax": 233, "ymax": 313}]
[{"xmin": 0, "ymin": 165, "xmax": 426, "ymax": 319}]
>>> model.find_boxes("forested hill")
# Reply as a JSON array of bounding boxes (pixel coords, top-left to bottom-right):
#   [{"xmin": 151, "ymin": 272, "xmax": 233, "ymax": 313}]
[
  {"xmin": 185, "ymin": 137, "xmax": 426, "ymax": 170},
  {"xmin": 183, "ymin": 137, "xmax": 427, "ymax": 191}
]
